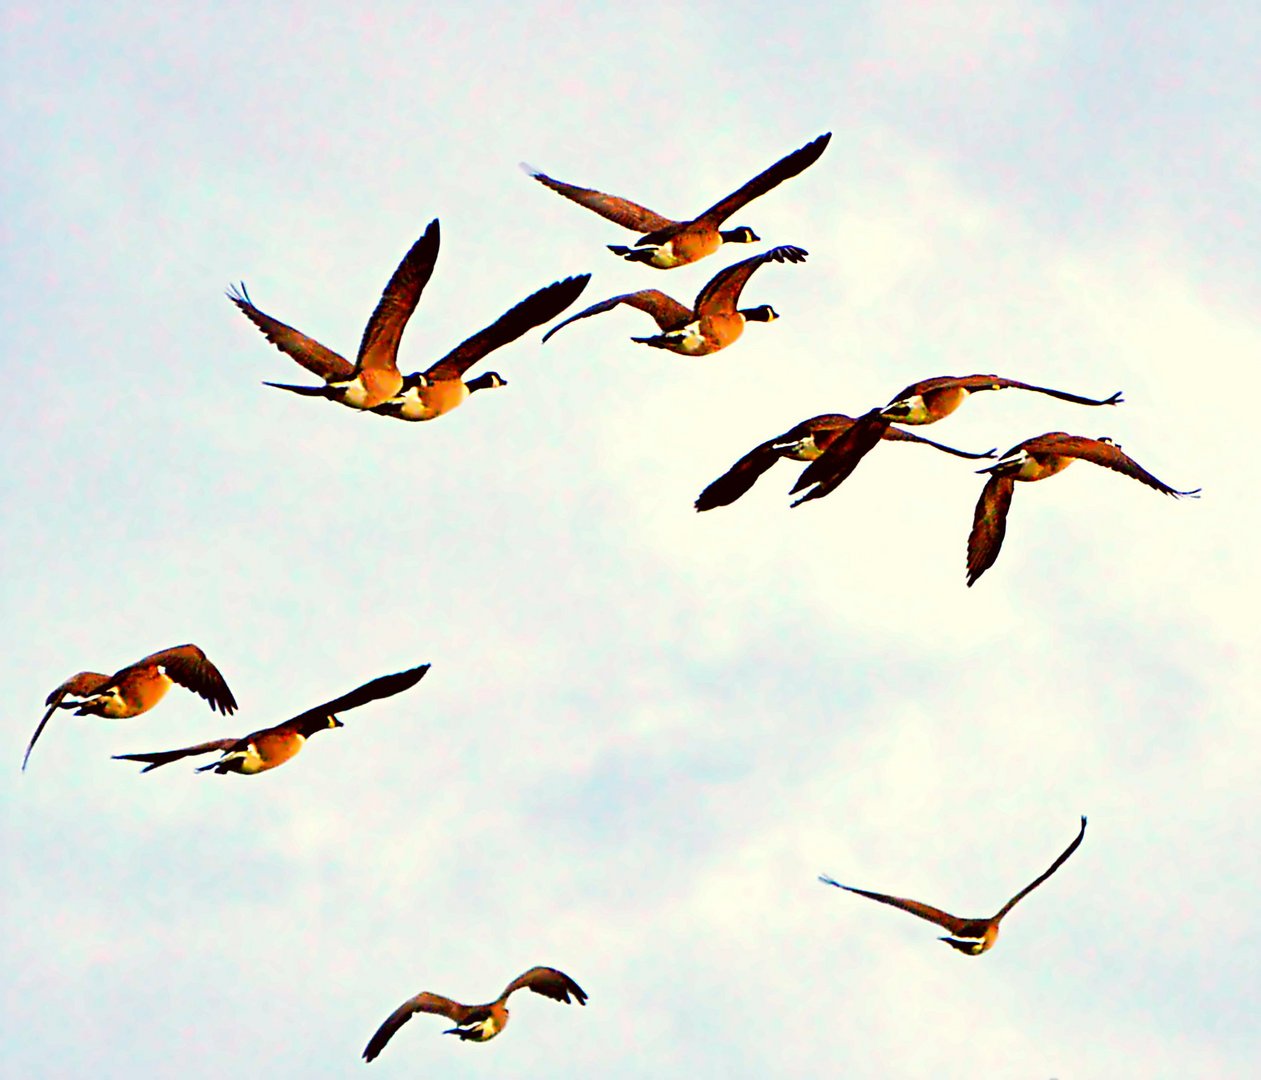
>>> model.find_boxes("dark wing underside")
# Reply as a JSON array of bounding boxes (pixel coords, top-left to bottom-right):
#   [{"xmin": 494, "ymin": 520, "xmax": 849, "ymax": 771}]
[
  {"xmin": 130, "ymin": 644, "xmax": 238, "ymax": 715},
  {"xmin": 819, "ymin": 876, "xmax": 969, "ymax": 934},
  {"xmin": 992, "ymin": 816, "xmax": 1088, "ymax": 921},
  {"xmin": 500, "ymin": 966, "xmax": 588, "ymax": 1007},
  {"xmin": 362, "ymin": 991, "xmax": 472, "ymax": 1062},
  {"xmin": 541, "ymin": 289, "xmax": 694, "ymax": 343},
  {"xmin": 966, "ymin": 474, "xmax": 1016, "ymax": 587},
  {"xmin": 880, "ymin": 425, "xmax": 997, "ymax": 459},
  {"xmin": 789, "ymin": 409, "xmax": 889, "ymax": 505},
  {"xmin": 988, "ymin": 377, "xmax": 1123, "ymax": 407},
  {"xmin": 424, "ymin": 275, "xmax": 591, "ymax": 380},
  {"xmin": 694, "ymin": 439, "xmax": 785, "ymax": 511},
  {"xmin": 887, "ymin": 374, "xmax": 1121, "ymax": 407},
  {"xmin": 694, "ymin": 415, "xmax": 855, "ymax": 511},
  {"xmin": 691, "ymin": 132, "xmax": 832, "ymax": 228},
  {"xmin": 282, "ymin": 664, "xmax": 431, "ymax": 735}
]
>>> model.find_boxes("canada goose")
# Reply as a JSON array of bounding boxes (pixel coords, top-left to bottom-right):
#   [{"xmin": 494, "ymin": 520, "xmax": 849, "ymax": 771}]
[
  {"xmin": 24, "ymin": 644, "xmax": 236, "ymax": 772},
  {"xmin": 524, "ymin": 132, "xmax": 830, "ymax": 268},
  {"xmin": 112, "ymin": 664, "xmax": 429, "ymax": 775},
  {"xmin": 820, "ymin": 816, "xmax": 1087, "ymax": 955},
  {"xmin": 967, "ymin": 433, "xmax": 1200, "ymax": 585},
  {"xmin": 542, "ymin": 245, "xmax": 806, "ymax": 356},
  {"xmin": 229, "ymin": 220, "xmax": 440, "ymax": 409},
  {"xmin": 363, "ymin": 966, "xmax": 587, "ymax": 1059}
]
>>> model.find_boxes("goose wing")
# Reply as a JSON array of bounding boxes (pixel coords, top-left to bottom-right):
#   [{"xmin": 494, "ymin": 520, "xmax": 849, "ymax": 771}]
[
  {"xmin": 362, "ymin": 991, "xmax": 473, "ymax": 1062},
  {"xmin": 819, "ymin": 876, "xmax": 970, "ymax": 934},
  {"xmin": 522, "ymin": 164, "xmax": 677, "ymax": 233},
  {"xmin": 282, "ymin": 664, "xmax": 431, "ymax": 732},
  {"xmin": 425, "ymin": 275, "xmax": 590, "ymax": 380},
  {"xmin": 227, "ymin": 283, "xmax": 354, "ymax": 382},
  {"xmin": 694, "ymin": 245, "xmax": 807, "ymax": 316},
  {"xmin": 500, "ymin": 966, "xmax": 588, "ymax": 1007},
  {"xmin": 966, "ymin": 474, "xmax": 1016, "ymax": 587},
  {"xmin": 992, "ymin": 816, "xmax": 1088, "ymax": 922},
  {"xmin": 542, "ymin": 290, "xmax": 694, "ymax": 343},
  {"xmin": 1022, "ymin": 434, "xmax": 1200, "ymax": 496},
  {"xmin": 126, "ymin": 645, "xmax": 237, "ymax": 715},
  {"xmin": 356, "ymin": 220, "xmax": 440, "ymax": 372},
  {"xmin": 691, "ymin": 133, "xmax": 832, "ymax": 228},
  {"xmin": 22, "ymin": 672, "xmax": 111, "ymax": 771},
  {"xmin": 112, "ymin": 738, "xmax": 241, "ymax": 773}
]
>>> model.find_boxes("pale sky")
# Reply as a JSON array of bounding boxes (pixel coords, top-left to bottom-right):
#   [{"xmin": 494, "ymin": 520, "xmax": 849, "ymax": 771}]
[{"xmin": 3, "ymin": 3, "xmax": 1258, "ymax": 1078}]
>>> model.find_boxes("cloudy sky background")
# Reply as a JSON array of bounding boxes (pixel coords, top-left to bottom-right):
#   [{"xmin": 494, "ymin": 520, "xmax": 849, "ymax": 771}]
[{"xmin": 3, "ymin": 2, "xmax": 1257, "ymax": 1077}]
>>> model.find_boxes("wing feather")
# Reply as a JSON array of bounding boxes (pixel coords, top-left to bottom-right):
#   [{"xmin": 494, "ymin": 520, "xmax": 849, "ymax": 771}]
[
  {"xmin": 226, "ymin": 283, "xmax": 354, "ymax": 382},
  {"xmin": 694, "ymin": 440, "xmax": 783, "ymax": 511},
  {"xmin": 541, "ymin": 290, "xmax": 693, "ymax": 343},
  {"xmin": 132, "ymin": 645, "xmax": 237, "ymax": 716},
  {"xmin": 522, "ymin": 164, "xmax": 677, "ymax": 233},
  {"xmin": 693, "ymin": 133, "xmax": 832, "ymax": 226},
  {"xmin": 993, "ymin": 816, "xmax": 1088, "ymax": 921},
  {"xmin": 695, "ymin": 415, "xmax": 854, "ymax": 511},
  {"xmin": 1023, "ymin": 434, "xmax": 1200, "ymax": 496},
  {"xmin": 500, "ymin": 966, "xmax": 588, "ymax": 1007},
  {"xmin": 112, "ymin": 738, "xmax": 241, "ymax": 773},
  {"xmin": 694, "ymin": 245, "xmax": 807, "ymax": 315},
  {"xmin": 23, "ymin": 672, "xmax": 111, "ymax": 771},
  {"xmin": 986, "ymin": 377, "xmax": 1122, "ymax": 407},
  {"xmin": 424, "ymin": 275, "xmax": 590, "ymax": 380},
  {"xmin": 881, "ymin": 425, "xmax": 997, "ymax": 459},
  {"xmin": 362, "ymin": 991, "xmax": 471, "ymax": 1062},
  {"xmin": 789, "ymin": 409, "xmax": 889, "ymax": 505},
  {"xmin": 819, "ymin": 876, "xmax": 968, "ymax": 934},
  {"xmin": 966, "ymin": 474, "xmax": 1016, "ymax": 587},
  {"xmin": 356, "ymin": 220, "xmax": 440, "ymax": 371},
  {"xmin": 282, "ymin": 664, "xmax": 431, "ymax": 735}
]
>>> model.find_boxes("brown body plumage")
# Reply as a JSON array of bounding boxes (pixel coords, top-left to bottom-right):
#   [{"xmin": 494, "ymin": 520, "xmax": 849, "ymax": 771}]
[
  {"xmin": 25, "ymin": 644, "xmax": 237, "ymax": 772},
  {"xmin": 524, "ymin": 133, "xmax": 830, "ymax": 268},
  {"xmin": 363, "ymin": 966, "xmax": 587, "ymax": 1060},
  {"xmin": 820, "ymin": 817, "xmax": 1087, "ymax": 954}
]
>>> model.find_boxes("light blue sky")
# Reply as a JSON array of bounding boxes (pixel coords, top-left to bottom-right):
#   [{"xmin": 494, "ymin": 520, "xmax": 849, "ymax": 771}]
[{"xmin": 3, "ymin": 3, "xmax": 1257, "ymax": 1077}]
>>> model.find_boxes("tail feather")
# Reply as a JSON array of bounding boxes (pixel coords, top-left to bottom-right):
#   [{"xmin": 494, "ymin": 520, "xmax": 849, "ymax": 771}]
[{"xmin": 262, "ymin": 381, "xmax": 331, "ymax": 397}]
